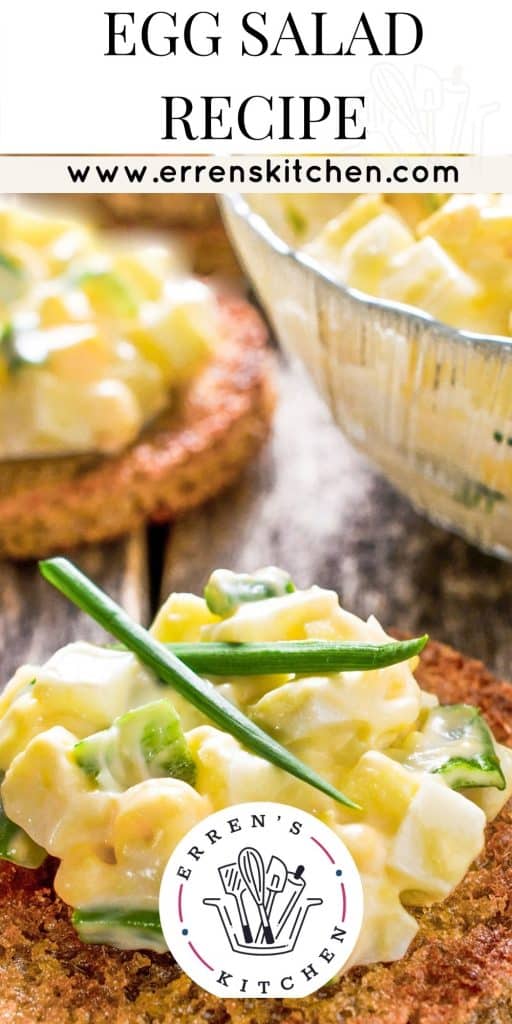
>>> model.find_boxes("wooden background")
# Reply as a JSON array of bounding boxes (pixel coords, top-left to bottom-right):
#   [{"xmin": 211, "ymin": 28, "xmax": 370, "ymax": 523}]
[{"xmin": 1, "ymin": 354, "xmax": 512, "ymax": 683}]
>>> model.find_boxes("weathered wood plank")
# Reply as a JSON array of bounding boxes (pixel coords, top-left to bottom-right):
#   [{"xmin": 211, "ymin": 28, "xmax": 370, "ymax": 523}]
[
  {"xmin": 0, "ymin": 531, "xmax": 149, "ymax": 683},
  {"xmin": 161, "ymin": 356, "xmax": 512, "ymax": 677}
]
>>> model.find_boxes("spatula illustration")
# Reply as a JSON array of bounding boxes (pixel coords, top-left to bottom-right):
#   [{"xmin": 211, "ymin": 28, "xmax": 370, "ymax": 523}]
[
  {"xmin": 218, "ymin": 861, "xmax": 253, "ymax": 943},
  {"xmin": 266, "ymin": 855, "xmax": 287, "ymax": 914},
  {"xmin": 238, "ymin": 847, "xmax": 274, "ymax": 944},
  {"xmin": 255, "ymin": 855, "xmax": 287, "ymax": 942}
]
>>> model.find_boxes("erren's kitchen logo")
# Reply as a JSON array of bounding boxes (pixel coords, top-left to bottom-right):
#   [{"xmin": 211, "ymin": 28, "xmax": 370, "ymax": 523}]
[
  {"xmin": 159, "ymin": 802, "xmax": 363, "ymax": 998},
  {"xmin": 206, "ymin": 850, "xmax": 320, "ymax": 955}
]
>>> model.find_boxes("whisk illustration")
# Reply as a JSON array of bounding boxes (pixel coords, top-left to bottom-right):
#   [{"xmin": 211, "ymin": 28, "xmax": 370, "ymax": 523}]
[{"xmin": 204, "ymin": 847, "xmax": 322, "ymax": 956}]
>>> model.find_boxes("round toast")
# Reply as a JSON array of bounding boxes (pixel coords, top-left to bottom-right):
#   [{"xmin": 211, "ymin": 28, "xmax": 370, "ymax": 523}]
[
  {"xmin": 61, "ymin": 195, "xmax": 242, "ymax": 278},
  {"xmin": 0, "ymin": 296, "xmax": 275, "ymax": 559},
  {"xmin": 84, "ymin": 194, "xmax": 220, "ymax": 229},
  {"xmin": 0, "ymin": 639, "xmax": 510, "ymax": 1023}
]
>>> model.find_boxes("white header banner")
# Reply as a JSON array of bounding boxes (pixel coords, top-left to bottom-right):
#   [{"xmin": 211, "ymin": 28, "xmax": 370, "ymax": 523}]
[
  {"xmin": 1, "ymin": 155, "xmax": 512, "ymax": 193},
  {"xmin": 0, "ymin": 0, "xmax": 510, "ymax": 155}
]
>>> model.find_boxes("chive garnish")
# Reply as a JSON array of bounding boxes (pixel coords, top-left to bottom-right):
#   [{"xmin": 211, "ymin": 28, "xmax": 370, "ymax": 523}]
[
  {"xmin": 159, "ymin": 638, "xmax": 428, "ymax": 675},
  {"xmin": 39, "ymin": 558, "xmax": 361, "ymax": 811}
]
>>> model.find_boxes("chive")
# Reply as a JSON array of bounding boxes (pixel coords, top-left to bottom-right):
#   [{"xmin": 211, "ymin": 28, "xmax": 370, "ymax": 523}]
[
  {"xmin": 0, "ymin": 252, "xmax": 25, "ymax": 303},
  {"xmin": 76, "ymin": 270, "xmax": 138, "ymax": 318},
  {"xmin": 72, "ymin": 907, "xmax": 166, "ymax": 953},
  {"xmin": 159, "ymin": 638, "xmax": 428, "ymax": 675},
  {"xmin": 204, "ymin": 567, "xmax": 295, "ymax": 617},
  {"xmin": 39, "ymin": 558, "xmax": 360, "ymax": 811},
  {"xmin": 285, "ymin": 206, "xmax": 308, "ymax": 237}
]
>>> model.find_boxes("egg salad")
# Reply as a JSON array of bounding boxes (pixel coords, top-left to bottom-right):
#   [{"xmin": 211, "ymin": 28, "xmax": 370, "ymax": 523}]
[
  {"xmin": 0, "ymin": 569, "xmax": 511, "ymax": 970},
  {"xmin": 0, "ymin": 203, "xmax": 221, "ymax": 458},
  {"xmin": 270, "ymin": 193, "xmax": 512, "ymax": 338}
]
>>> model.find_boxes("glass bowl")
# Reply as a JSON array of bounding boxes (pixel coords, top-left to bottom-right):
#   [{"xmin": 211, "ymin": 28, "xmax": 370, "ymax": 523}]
[{"xmin": 221, "ymin": 193, "xmax": 512, "ymax": 559}]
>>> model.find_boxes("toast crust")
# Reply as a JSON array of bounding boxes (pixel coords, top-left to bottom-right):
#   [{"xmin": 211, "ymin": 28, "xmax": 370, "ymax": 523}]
[
  {"xmin": 0, "ymin": 297, "xmax": 275, "ymax": 559},
  {"xmin": 62, "ymin": 196, "xmax": 243, "ymax": 277},
  {"xmin": 0, "ymin": 639, "xmax": 511, "ymax": 1023},
  {"xmin": 85, "ymin": 195, "xmax": 221, "ymax": 229}
]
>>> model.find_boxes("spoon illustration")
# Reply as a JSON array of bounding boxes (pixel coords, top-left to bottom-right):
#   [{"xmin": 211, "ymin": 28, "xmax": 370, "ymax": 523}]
[{"xmin": 238, "ymin": 847, "xmax": 274, "ymax": 944}]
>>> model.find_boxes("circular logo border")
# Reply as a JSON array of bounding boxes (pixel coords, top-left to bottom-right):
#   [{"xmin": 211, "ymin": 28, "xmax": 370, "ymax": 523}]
[{"xmin": 160, "ymin": 801, "xmax": 363, "ymax": 998}]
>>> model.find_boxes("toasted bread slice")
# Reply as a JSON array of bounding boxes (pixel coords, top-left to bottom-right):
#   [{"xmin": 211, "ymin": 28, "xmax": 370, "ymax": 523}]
[
  {"xmin": 0, "ymin": 639, "xmax": 511, "ymax": 1023},
  {"xmin": 0, "ymin": 296, "xmax": 274, "ymax": 559},
  {"xmin": 59, "ymin": 195, "xmax": 243, "ymax": 278},
  {"xmin": 84, "ymin": 195, "xmax": 221, "ymax": 229}
]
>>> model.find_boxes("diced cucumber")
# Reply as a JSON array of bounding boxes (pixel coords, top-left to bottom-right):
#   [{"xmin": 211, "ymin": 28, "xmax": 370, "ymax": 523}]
[
  {"xmin": 72, "ymin": 907, "xmax": 167, "ymax": 952},
  {"xmin": 406, "ymin": 704, "xmax": 506, "ymax": 790},
  {"xmin": 204, "ymin": 567, "xmax": 295, "ymax": 617},
  {"xmin": 0, "ymin": 252, "xmax": 26, "ymax": 302},
  {"xmin": 74, "ymin": 729, "xmax": 113, "ymax": 786},
  {"xmin": 120, "ymin": 700, "xmax": 196, "ymax": 782},
  {"xmin": 74, "ymin": 698, "xmax": 196, "ymax": 790},
  {"xmin": 0, "ymin": 322, "xmax": 48, "ymax": 373},
  {"xmin": 77, "ymin": 270, "xmax": 138, "ymax": 318},
  {"xmin": 0, "ymin": 783, "xmax": 46, "ymax": 868}
]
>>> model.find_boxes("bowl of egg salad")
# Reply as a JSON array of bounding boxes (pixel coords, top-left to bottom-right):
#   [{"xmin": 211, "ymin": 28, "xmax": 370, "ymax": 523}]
[{"xmin": 222, "ymin": 193, "xmax": 512, "ymax": 558}]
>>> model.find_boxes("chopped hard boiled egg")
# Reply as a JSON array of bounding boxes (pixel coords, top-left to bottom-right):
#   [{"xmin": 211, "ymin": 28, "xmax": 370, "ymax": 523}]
[
  {"xmin": 380, "ymin": 237, "xmax": 484, "ymax": 330},
  {"xmin": 188, "ymin": 725, "xmax": 286, "ymax": 808},
  {"xmin": 0, "ymin": 570, "xmax": 510, "ymax": 972},
  {"xmin": 0, "ymin": 202, "xmax": 221, "ymax": 458},
  {"xmin": 202, "ymin": 585, "xmax": 342, "ymax": 642},
  {"xmin": 315, "ymin": 211, "xmax": 413, "ymax": 295},
  {"xmin": 388, "ymin": 778, "xmax": 486, "ymax": 902},
  {"xmin": 300, "ymin": 192, "xmax": 512, "ymax": 339},
  {"xmin": 31, "ymin": 643, "xmax": 163, "ymax": 729}
]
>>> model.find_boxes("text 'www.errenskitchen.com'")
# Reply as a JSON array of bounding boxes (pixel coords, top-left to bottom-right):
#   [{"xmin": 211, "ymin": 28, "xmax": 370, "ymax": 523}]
[{"xmin": 64, "ymin": 156, "xmax": 460, "ymax": 191}]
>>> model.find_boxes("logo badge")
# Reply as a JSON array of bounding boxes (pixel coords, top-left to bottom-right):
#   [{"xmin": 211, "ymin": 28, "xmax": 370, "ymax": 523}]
[{"xmin": 159, "ymin": 801, "xmax": 363, "ymax": 998}]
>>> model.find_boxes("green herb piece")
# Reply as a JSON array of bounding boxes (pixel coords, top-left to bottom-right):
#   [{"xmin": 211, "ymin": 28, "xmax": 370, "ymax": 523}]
[
  {"xmin": 0, "ymin": 252, "xmax": 25, "ymax": 303},
  {"xmin": 39, "ymin": 558, "xmax": 360, "ymax": 810},
  {"xmin": 72, "ymin": 907, "xmax": 166, "ymax": 952},
  {"xmin": 0, "ymin": 780, "xmax": 46, "ymax": 868},
  {"xmin": 156, "ymin": 637, "xmax": 428, "ymax": 675},
  {"xmin": 0, "ymin": 322, "xmax": 48, "ymax": 373},
  {"xmin": 423, "ymin": 194, "xmax": 449, "ymax": 214},
  {"xmin": 455, "ymin": 479, "xmax": 505, "ymax": 513},
  {"xmin": 204, "ymin": 567, "xmax": 295, "ymax": 617},
  {"xmin": 0, "ymin": 323, "xmax": 22, "ymax": 372},
  {"xmin": 285, "ymin": 205, "xmax": 308, "ymax": 237},
  {"xmin": 77, "ymin": 270, "xmax": 138, "ymax": 318},
  {"xmin": 74, "ymin": 699, "xmax": 195, "ymax": 790},
  {"xmin": 405, "ymin": 704, "xmax": 506, "ymax": 790}
]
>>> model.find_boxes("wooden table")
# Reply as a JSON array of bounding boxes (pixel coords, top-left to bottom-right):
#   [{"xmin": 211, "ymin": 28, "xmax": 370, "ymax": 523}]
[{"xmin": 2, "ymin": 355, "xmax": 512, "ymax": 683}]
